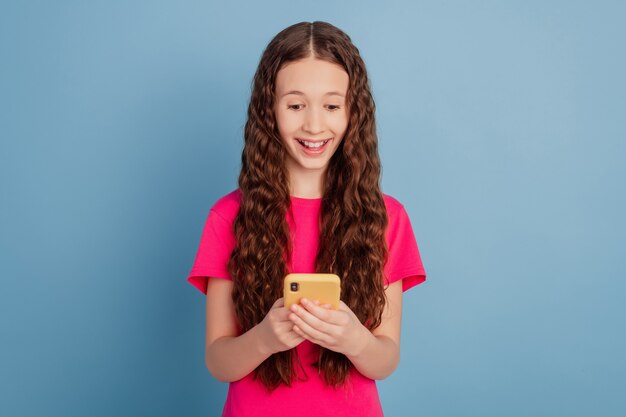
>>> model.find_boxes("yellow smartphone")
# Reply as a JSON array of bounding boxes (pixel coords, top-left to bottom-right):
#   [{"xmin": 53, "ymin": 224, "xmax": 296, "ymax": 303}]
[{"xmin": 284, "ymin": 273, "xmax": 341, "ymax": 310}]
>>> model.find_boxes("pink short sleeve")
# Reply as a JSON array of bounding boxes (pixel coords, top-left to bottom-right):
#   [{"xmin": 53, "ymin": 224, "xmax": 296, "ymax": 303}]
[
  {"xmin": 384, "ymin": 205, "xmax": 426, "ymax": 292},
  {"xmin": 187, "ymin": 209, "xmax": 235, "ymax": 294}
]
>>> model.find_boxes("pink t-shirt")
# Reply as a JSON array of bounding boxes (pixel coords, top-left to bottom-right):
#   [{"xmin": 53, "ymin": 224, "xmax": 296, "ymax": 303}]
[{"xmin": 188, "ymin": 189, "xmax": 426, "ymax": 417}]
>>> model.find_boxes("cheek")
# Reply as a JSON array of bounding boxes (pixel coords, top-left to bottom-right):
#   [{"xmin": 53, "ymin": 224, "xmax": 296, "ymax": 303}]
[
  {"xmin": 330, "ymin": 115, "xmax": 349, "ymax": 138},
  {"xmin": 276, "ymin": 111, "xmax": 300, "ymax": 135}
]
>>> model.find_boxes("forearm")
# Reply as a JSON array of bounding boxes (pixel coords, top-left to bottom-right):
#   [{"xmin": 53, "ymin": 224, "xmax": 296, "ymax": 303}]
[
  {"xmin": 345, "ymin": 331, "xmax": 400, "ymax": 380},
  {"xmin": 205, "ymin": 323, "xmax": 272, "ymax": 382}
]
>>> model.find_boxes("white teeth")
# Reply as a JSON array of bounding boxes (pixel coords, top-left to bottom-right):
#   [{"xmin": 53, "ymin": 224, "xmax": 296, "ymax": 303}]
[{"xmin": 299, "ymin": 139, "xmax": 329, "ymax": 149}]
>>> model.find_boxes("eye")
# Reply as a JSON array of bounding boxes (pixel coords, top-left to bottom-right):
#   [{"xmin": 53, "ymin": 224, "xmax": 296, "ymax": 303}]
[
  {"xmin": 327, "ymin": 105, "xmax": 341, "ymax": 111},
  {"xmin": 287, "ymin": 104, "xmax": 303, "ymax": 110}
]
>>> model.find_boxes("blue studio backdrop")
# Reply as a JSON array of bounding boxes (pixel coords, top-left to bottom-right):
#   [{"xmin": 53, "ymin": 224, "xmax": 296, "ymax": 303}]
[{"xmin": 1, "ymin": 1, "xmax": 625, "ymax": 416}]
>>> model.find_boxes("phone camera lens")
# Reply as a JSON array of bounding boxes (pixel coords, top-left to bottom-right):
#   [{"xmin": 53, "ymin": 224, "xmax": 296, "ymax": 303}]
[{"xmin": 290, "ymin": 282, "xmax": 299, "ymax": 292}]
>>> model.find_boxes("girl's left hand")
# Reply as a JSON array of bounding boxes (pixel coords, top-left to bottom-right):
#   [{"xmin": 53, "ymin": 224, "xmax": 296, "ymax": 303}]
[{"xmin": 287, "ymin": 298, "xmax": 369, "ymax": 357}]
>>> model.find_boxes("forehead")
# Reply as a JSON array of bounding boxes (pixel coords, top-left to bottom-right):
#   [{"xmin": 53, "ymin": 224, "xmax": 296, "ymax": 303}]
[{"xmin": 275, "ymin": 57, "xmax": 349, "ymax": 98}]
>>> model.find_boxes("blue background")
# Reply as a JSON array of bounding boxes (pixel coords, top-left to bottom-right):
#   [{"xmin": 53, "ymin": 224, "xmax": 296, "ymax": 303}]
[{"xmin": 1, "ymin": 1, "xmax": 625, "ymax": 416}]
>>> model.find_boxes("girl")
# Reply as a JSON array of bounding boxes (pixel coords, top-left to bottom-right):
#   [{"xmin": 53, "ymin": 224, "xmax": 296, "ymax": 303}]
[{"xmin": 187, "ymin": 21, "xmax": 426, "ymax": 417}]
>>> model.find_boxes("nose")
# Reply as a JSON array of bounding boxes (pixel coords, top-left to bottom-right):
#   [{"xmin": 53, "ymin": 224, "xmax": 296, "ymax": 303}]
[{"xmin": 302, "ymin": 106, "xmax": 324, "ymax": 135}]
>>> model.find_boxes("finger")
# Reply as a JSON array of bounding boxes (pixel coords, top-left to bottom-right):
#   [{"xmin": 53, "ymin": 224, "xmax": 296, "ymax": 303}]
[
  {"xmin": 312, "ymin": 300, "xmax": 336, "ymax": 310},
  {"xmin": 292, "ymin": 324, "xmax": 321, "ymax": 345},
  {"xmin": 289, "ymin": 330, "xmax": 306, "ymax": 344},
  {"xmin": 289, "ymin": 306, "xmax": 334, "ymax": 344},
  {"xmin": 281, "ymin": 321, "xmax": 300, "ymax": 333},
  {"xmin": 275, "ymin": 306, "xmax": 296, "ymax": 321},
  {"xmin": 300, "ymin": 298, "xmax": 342, "ymax": 324}
]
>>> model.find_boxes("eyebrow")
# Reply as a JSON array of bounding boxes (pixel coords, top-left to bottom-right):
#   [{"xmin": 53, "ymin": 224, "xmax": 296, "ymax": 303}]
[{"xmin": 280, "ymin": 90, "xmax": 345, "ymax": 98}]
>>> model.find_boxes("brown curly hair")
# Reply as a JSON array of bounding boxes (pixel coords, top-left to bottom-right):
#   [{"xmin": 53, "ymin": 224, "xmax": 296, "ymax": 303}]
[{"xmin": 227, "ymin": 21, "xmax": 389, "ymax": 392}]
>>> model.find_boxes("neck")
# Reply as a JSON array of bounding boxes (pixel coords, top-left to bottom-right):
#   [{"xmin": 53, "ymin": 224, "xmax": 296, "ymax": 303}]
[{"xmin": 286, "ymin": 161, "xmax": 325, "ymax": 199}]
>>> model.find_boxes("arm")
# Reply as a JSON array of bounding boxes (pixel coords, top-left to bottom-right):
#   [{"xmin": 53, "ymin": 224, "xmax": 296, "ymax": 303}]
[
  {"xmin": 204, "ymin": 277, "xmax": 304, "ymax": 382},
  {"xmin": 345, "ymin": 279, "xmax": 402, "ymax": 380},
  {"xmin": 288, "ymin": 279, "xmax": 403, "ymax": 380},
  {"xmin": 204, "ymin": 277, "xmax": 271, "ymax": 382}
]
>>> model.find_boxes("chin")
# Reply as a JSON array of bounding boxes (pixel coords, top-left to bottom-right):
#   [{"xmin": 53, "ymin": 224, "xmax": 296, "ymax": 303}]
[{"xmin": 298, "ymin": 159, "xmax": 329, "ymax": 169}]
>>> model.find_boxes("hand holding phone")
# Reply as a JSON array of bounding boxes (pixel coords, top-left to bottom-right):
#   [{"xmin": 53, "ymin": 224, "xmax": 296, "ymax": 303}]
[{"xmin": 256, "ymin": 297, "xmax": 305, "ymax": 355}]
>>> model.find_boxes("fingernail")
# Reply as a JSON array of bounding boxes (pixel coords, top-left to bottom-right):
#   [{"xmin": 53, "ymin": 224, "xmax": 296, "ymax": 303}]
[{"xmin": 301, "ymin": 298, "xmax": 308, "ymax": 305}]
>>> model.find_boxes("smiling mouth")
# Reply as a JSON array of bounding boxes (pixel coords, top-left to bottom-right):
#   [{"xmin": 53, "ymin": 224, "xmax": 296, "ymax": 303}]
[{"xmin": 295, "ymin": 138, "xmax": 332, "ymax": 149}]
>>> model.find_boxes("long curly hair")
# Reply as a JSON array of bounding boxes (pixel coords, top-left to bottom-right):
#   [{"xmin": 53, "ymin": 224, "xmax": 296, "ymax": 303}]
[{"xmin": 227, "ymin": 21, "xmax": 389, "ymax": 392}]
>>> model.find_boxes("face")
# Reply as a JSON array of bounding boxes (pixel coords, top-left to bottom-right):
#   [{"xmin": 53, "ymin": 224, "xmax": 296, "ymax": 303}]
[{"xmin": 274, "ymin": 56, "xmax": 349, "ymax": 176}]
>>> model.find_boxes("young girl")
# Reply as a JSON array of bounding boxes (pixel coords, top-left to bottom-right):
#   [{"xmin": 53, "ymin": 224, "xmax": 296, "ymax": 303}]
[{"xmin": 187, "ymin": 21, "xmax": 426, "ymax": 417}]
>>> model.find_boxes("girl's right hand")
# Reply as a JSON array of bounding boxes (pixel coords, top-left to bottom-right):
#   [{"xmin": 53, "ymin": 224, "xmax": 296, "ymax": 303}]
[{"xmin": 257, "ymin": 297, "xmax": 305, "ymax": 355}]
